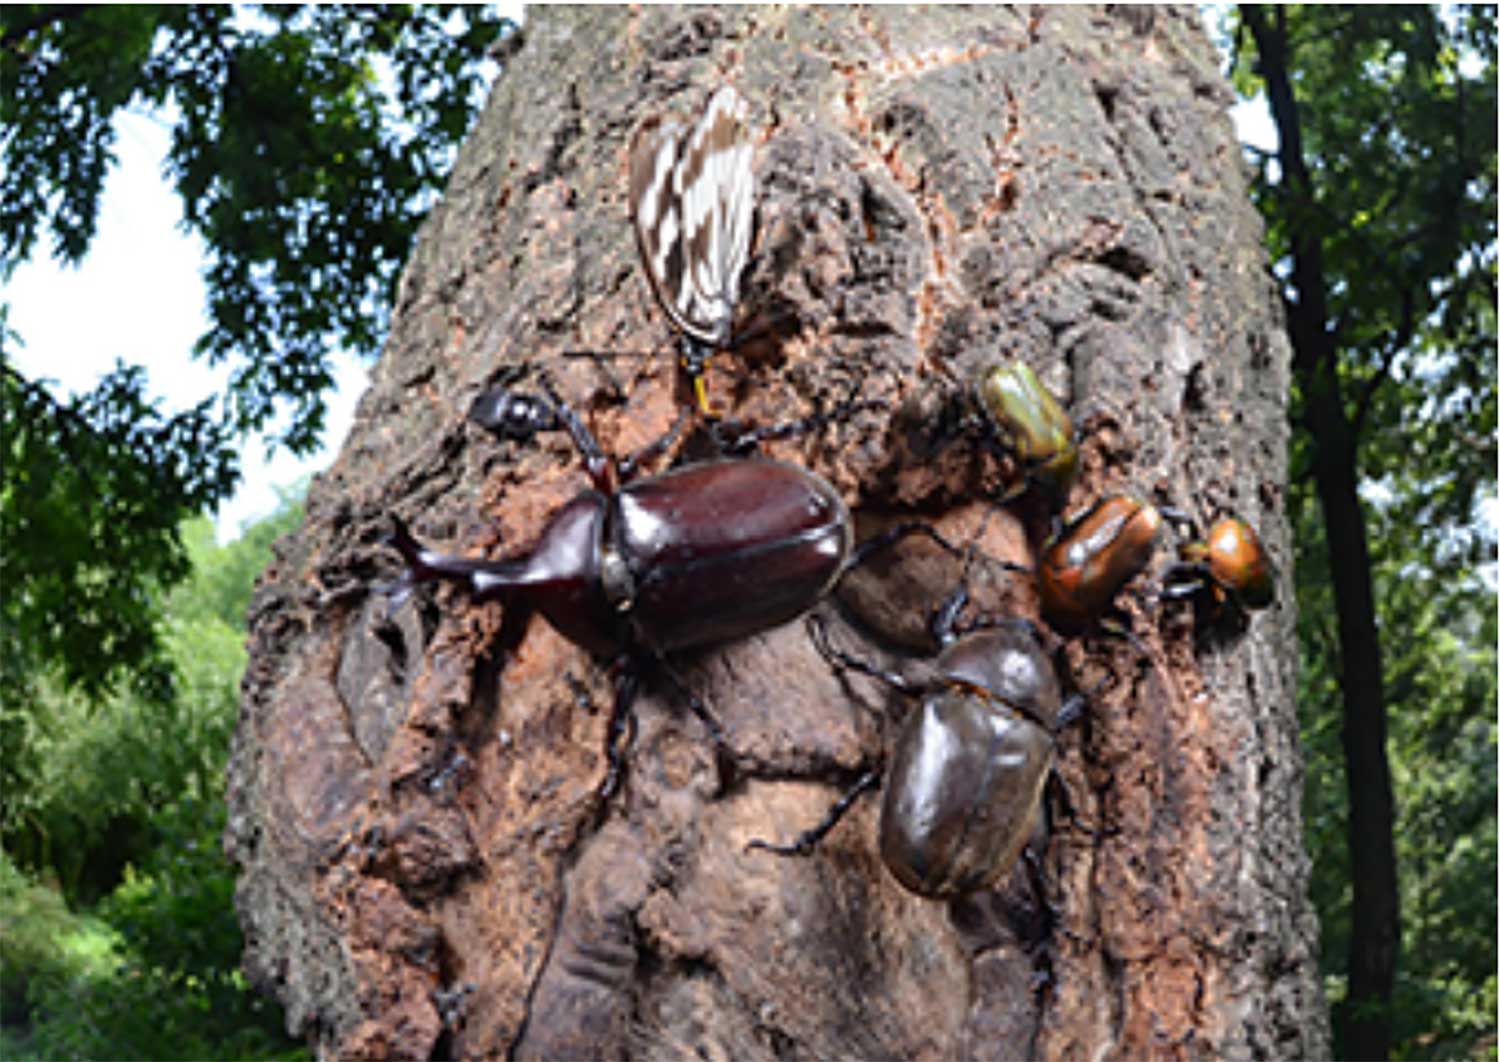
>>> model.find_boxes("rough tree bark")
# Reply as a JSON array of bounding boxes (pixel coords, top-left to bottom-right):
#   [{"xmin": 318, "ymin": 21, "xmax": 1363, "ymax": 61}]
[{"xmin": 225, "ymin": 8, "xmax": 1329, "ymax": 1059}]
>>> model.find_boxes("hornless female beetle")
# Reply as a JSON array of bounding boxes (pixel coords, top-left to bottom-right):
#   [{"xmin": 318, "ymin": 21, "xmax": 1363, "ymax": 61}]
[
  {"xmin": 1160, "ymin": 515, "xmax": 1275, "ymax": 617},
  {"xmin": 749, "ymin": 589, "xmax": 1083, "ymax": 899},
  {"xmin": 385, "ymin": 381, "xmax": 946, "ymax": 797},
  {"xmin": 974, "ymin": 361, "xmax": 1079, "ymax": 505},
  {"xmin": 1036, "ymin": 493, "xmax": 1164, "ymax": 633}
]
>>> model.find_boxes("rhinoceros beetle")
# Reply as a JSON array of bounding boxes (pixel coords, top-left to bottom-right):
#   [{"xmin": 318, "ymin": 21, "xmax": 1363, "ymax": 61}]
[
  {"xmin": 384, "ymin": 379, "xmax": 949, "ymax": 798},
  {"xmin": 973, "ymin": 361, "xmax": 1079, "ymax": 505},
  {"xmin": 748, "ymin": 579, "xmax": 1084, "ymax": 899},
  {"xmin": 1036, "ymin": 493, "xmax": 1164, "ymax": 634},
  {"xmin": 1159, "ymin": 514, "xmax": 1275, "ymax": 621}
]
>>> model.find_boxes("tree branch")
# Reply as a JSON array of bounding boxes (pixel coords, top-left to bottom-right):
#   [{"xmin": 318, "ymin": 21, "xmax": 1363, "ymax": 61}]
[
  {"xmin": 1243, "ymin": 5, "xmax": 1332, "ymax": 382},
  {"xmin": 1350, "ymin": 287, "xmax": 1416, "ymax": 442}
]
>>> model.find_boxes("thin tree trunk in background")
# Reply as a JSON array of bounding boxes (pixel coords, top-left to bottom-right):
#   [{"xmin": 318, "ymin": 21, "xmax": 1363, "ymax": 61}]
[
  {"xmin": 225, "ymin": 8, "xmax": 1329, "ymax": 1058},
  {"xmin": 1244, "ymin": 7, "xmax": 1399, "ymax": 1057}
]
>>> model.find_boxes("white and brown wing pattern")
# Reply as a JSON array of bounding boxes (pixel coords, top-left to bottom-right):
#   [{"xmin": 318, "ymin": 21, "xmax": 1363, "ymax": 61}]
[{"xmin": 629, "ymin": 85, "xmax": 755, "ymax": 411}]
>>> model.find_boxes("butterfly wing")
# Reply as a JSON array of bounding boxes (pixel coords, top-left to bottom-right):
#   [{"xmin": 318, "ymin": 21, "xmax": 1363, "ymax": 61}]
[
  {"xmin": 630, "ymin": 86, "xmax": 754, "ymax": 349},
  {"xmin": 630, "ymin": 113, "xmax": 691, "ymax": 337},
  {"xmin": 674, "ymin": 85, "xmax": 754, "ymax": 347}
]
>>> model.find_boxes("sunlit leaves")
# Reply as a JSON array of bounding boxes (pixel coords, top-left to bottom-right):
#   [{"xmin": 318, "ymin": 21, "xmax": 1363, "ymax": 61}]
[
  {"xmin": 0, "ymin": 5, "xmax": 512, "ymax": 707},
  {"xmin": 0, "ymin": 499, "xmax": 309, "ymax": 1058},
  {"xmin": 1234, "ymin": 5, "xmax": 1496, "ymax": 1056},
  {"xmin": 0, "ymin": 359, "xmax": 238, "ymax": 701}
]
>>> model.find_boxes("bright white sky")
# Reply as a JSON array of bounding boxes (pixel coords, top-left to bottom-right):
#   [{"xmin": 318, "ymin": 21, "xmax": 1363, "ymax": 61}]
[
  {"xmin": 6, "ymin": 105, "xmax": 368, "ymax": 541},
  {"xmin": 5, "ymin": 9, "xmax": 1274, "ymax": 544}
]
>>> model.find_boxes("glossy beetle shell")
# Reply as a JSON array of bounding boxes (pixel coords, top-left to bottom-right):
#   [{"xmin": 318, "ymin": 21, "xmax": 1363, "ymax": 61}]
[
  {"xmin": 975, "ymin": 362, "xmax": 1078, "ymax": 499},
  {"xmin": 614, "ymin": 459, "xmax": 852, "ymax": 651},
  {"xmin": 474, "ymin": 491, "xmax": 621, "ymax": 657},
  {"xmin": 879, "ymin": 626, "xmax": 1062, "ymax": 897},
  {"xmin": 1039, "ymin": 494, "xmax": 1163, "ymax": 631},
  {"xmin": 397, "ymin": 459, "xmax": 851, "ymax": 660},
  {"xmin": 1180, "ymin": 516, "xmax": 1274, "ymax": 610}
]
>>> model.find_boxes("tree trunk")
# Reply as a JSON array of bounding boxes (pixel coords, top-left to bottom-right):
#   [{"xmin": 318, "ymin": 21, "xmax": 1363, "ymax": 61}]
[{"xmin": 225, "ymin": 7, "xmax": 1328, "ymax": 1059}]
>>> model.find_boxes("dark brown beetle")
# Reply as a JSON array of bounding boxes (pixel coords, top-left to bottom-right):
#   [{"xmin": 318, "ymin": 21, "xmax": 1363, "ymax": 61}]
[
  {"xmin": 1160, "ymin": 515, "xmax": 1275, "ymax": 617},
  {"xmin": 1036, "ymin": 493, "xmax": 1164, "ymax": 632},
  {"xmin": 385, "ymin": 381, "xmax": 942, "ymax": 796},
  {"xmin": 750, "ymin": 586, "xmax": 1083, "ymax": 899}
]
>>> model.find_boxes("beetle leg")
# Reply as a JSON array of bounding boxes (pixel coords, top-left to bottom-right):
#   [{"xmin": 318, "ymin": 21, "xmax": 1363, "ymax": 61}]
[
  {"xmin": 844, "ymin": 520, "xmax": 962, "ymax": 573},
  {"xmin": 1044, "ymin": 768, "xmax": 1116, "ymax": 846},
  {"xmin": 928, "ymin": 583, "xmax": 971, "ymax": 648},
  {"xmin": 973, "ymin": 428, "xmax": 1043, "ymax": 507},
  {"xmin": 617, "ymin": 405, "xmax": 690, "ymax": 483},
  {"xmin": 709, "ymin": 394, "xmax": 888, "ymax": 457},
  {"xmin": 807, "ymin": 613, "xmax": 920, "ymax": 695},
  {"xmin": 929, "ymin": 506, "xmax": 1005, "ymax": 645},
  {"xmin": 951, "ymin": 612, "xmax": 1044, "ymax": 643},
  {"xmin": 599, "ymin": 661, "xmax": 641, "ymax": 802},
  {"xmin": 1016, "ymin": 840, "xmax": 1091, "ymax": 989},
  {"xmin": 538, "ymin": 374, "xmax": 618, "ymax": 495},
  {"xmin": 745, "ymin": 769, "xmax": 881, "ymax": 857},
  {"xmin": 1053, "ymin": 691, "xmax": 1088, "ymax": 733},
  {"xmin": 558, "ymin": 348, "xmax": 629, "ymax": 402},
  {"xmin": 1094, "ymin": 614, "xmax": 1154, "ymax": 664},
  {"xmin": 652, "ymin": 654, "xmax": 734, "ymax": 786},
  {"xmin": 1017, "ymin": 844, "xmax": 1061, "ymax": 992}
]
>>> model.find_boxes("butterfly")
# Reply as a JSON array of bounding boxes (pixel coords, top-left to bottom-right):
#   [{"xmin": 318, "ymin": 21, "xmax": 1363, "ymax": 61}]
[{"xmin": 629, "ymin": 85, "xmax": 757, "ymax": 414}]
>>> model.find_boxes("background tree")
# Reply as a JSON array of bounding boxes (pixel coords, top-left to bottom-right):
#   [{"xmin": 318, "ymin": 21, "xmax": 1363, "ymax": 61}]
[
  {"xmin": 1, "ymin": 7, "xmax": 508, "ymax": 1056},
  {"xmin": 1, "ymin": 495, "xmax": 308, "ymax": 1060},
  {"xmin": 0, "ymin": 4, "xmax": 512, "ymax": 707},
  {"xmin": 224, "ymin": 8, "xmax": 1327, "ymax": 1057},
  {"xmin": 1232, "ymin": 7, "xmax": 1496, "ymax": 1057}
]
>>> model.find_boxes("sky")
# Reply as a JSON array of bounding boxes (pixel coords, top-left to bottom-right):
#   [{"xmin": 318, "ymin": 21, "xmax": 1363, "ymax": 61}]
[
  {"xmin": 4, "ymin": 11, "xmax": 1278, "ymax": 545},
  {"xmin": 6, "ymin": 106, "xmax": 368, "ymax": 542}
]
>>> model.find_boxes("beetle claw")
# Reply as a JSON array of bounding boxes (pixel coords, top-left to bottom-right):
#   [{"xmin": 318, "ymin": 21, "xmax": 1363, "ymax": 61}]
[{"xmin": 745, "ymin": 769, "xmax": 881, "ymax": 861}]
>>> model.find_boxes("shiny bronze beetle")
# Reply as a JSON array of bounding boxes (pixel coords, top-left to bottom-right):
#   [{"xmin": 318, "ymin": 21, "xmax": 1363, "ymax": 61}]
[{"xmin": 750, "ymin": 588, "xmax": 1082, "ymax": 899}]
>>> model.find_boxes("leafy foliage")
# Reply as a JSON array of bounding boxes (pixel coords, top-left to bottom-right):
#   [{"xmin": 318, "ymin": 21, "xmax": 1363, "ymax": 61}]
[
  {"xmin": 0, "ymin": 5, "xmax": 511, "ymax": 706},
  {"xmin": 0, "ymin": 360, "xmax": 238, "ymax": 703},
  {"xmin": 1296, "ymin": 476, "xmax": 1497, "ymax": 1058},
  {"xmin": 1, "ymin": 500, "xmax": 303, "ymax": 895},
  {"xmin": 1233, "ymin": 5, "xmax": 1497, "ymax": 532},
  {"xmin": 18, "ymin": 801, "xmax": 308, "ymax": 1061},
  {"xmin": 1232, "ymin": 5, "xmax": 1497, "ymax": 1057},
  {"xmin": 2, "ymin": 5, "xmax": 509, "ymax": 448},
  {"xmin": 0, "ymin": 497, "xmax": 308, "ymax": 1059},
  {"xmin": 0, "ymin": 849, "xmax": 118, "ymax": 1028}
]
